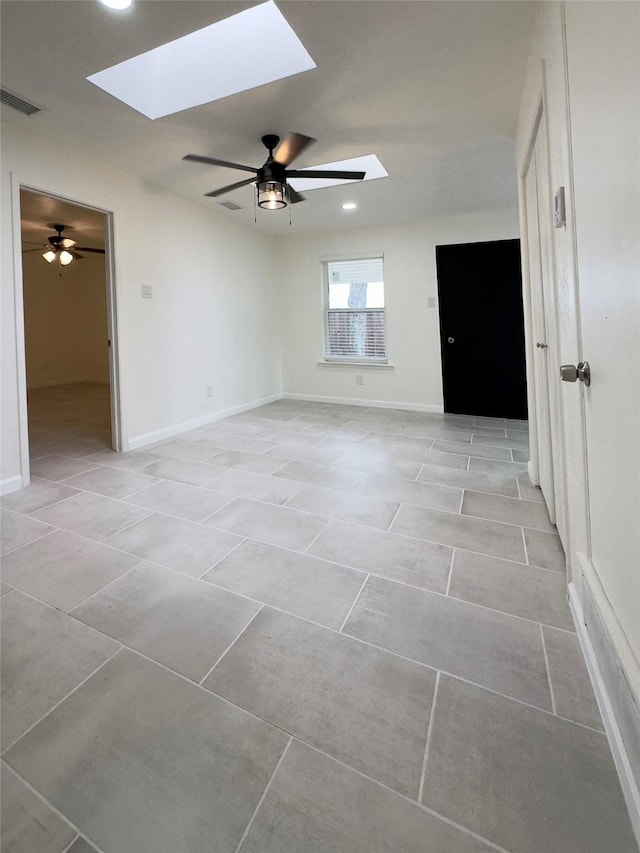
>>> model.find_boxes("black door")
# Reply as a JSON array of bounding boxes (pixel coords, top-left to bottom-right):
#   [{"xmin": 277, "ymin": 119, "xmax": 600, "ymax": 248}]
[{"xmin": 436, "ymin": 239, "xmax": 527, "ymax": 419}]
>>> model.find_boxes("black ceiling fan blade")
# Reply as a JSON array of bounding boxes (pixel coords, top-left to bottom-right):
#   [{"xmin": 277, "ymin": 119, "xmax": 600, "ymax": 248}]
[
  {"xmin": 75, "ymin": 246, "xmax": 105, "ymax": 254},
  {"xmin": 69, "ymin": 249, "xmax": 84, "ymax": 260},
  {"xmin": 287, "ymin": 186, "xmax": 306, "ymax": 204},
  {"xmin": 204, "ymin": 178, "xmax": 256, "ymax": 198},
  {"xmin": 183, "ymin": 154, "xmax": 257, "ymax": 174},
  {"xmin": 274, "ymin": 133, "xmax": 316, "ymax": 167},
  {"xmin": 286, "ymin": 169, "xmax": 366, "ymax": 181}
]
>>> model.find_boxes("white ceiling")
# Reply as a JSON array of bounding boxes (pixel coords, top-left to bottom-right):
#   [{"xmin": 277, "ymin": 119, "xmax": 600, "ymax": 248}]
[{"xmin": 1, "ymin": 1, "xmax": 536, "ymax": 236}]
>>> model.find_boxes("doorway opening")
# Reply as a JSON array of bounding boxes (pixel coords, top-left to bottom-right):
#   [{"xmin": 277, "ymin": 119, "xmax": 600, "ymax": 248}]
[
  {"xmin": 19, "ymin": 188, "xmax": 121, "ymax": 472},
  {"xmin": 436, "ymin": 239, "xmax": 528, "ymax": 420}
]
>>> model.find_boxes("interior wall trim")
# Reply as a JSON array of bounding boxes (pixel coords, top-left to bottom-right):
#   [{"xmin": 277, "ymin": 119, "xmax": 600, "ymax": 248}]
[
  {"xmin": 0, "ymin": 475, "xmax": 24, "ymax": 497},
  {"xmin": 127, "ymin": 393, "xmax": 283, "ymax": 451},
  {"xmin": 569, "ymin": 578, "xmax": 640, "ymax": 847},
  {"xmin": 283, "ymin": 392, "xmax": 444, "ymax": 413}
]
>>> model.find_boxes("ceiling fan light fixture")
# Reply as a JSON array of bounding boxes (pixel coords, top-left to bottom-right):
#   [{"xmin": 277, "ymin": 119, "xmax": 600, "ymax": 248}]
[
  {"xmin": 257, "ymin": 180, "xmax": 287, "ymax": 210},
  {"xmin": 42, "ymin": 249, "xmax": 56, "ymax": 263},
  {"xmin": 59, "ymin": 250, "xmax": 74, "ymax": 266},
  {"xmin": 98, "ymin": 0, "xmax": 133, "ymax": 10}
]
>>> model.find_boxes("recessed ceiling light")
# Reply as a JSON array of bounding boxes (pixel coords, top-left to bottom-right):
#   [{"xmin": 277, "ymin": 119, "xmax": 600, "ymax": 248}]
[
  {"xmin": 342, "ymin": 202, "xmax": 357, "ymax": 210},
  {"xmin": 289, "ymin": 155, "xmax": 388, "ymax": 192},
  {"xmin": 98, "ymin": 0, "xmax": 132, "ymax": 9},
  {"xmin": 87, "ymin": 1, "xmax": 316, "ymax": 119}
]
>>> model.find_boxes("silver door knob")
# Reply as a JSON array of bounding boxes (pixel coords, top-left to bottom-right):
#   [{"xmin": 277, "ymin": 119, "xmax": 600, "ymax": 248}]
[
  {"xmin": 447, "ymin": 336, "xmax": 455, "ymax": 344},
  {"xmin": 536, "ymin": 342, "xmax": 548, "ymax": 349},
  {"xmin": 560, "ymin": 364, "xmax": 578, "ymax": 382},
  {"xmin": 560, "ymin": 361, "xmax": 591, "ymax": 386}
]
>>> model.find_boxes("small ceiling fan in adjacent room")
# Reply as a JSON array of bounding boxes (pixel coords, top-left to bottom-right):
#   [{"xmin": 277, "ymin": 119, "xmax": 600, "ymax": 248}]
[
  {"xmin": 183, "ymin": 132, "xmax": 366, "ymax": 210},
  {"xmin": 22, "ymin": 223, "xmax": 106, "ymax": 267}
]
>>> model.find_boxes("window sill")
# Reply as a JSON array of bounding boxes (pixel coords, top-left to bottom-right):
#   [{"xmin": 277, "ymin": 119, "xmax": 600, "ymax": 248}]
[{"xmin": 317, "ymin": 360, "xmax": 395, "ymax": 370}]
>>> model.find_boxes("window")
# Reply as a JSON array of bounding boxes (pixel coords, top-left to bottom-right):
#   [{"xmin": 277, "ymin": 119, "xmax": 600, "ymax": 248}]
[{"xmin": 322, "ymin": 256, "xmax": 386, "ymax": 362}]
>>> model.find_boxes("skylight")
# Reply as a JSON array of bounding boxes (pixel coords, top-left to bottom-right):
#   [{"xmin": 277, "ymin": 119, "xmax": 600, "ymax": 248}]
[
  {"xmin": 288, "ymin": 155, "xmax": 388, "ymax": 192},
  {"xmin": 87, "ymin": 1, "xmax": 316, "ymax": 119}
]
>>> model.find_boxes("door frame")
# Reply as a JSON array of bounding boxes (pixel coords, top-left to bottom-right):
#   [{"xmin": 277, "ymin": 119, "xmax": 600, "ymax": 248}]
[{"xmin": 10, "ymin": 173, "xmax": 124, "ymax": 488}]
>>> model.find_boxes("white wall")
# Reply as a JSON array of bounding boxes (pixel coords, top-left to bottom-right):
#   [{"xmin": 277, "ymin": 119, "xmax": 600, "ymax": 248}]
[
  {"xmin": 23, "ymin": 250, "xmax": 110, "ymax": 388},
  {"xmin": 517, "ymin": 0, "xmax": 640, "ymax": 826},
  {"xmin": 278, "ymin": 210, "xmax": 519, "ymax": 409},
  {"xmin": 1, "ymin": 118, "xmax": 282, "ymax": 488}
]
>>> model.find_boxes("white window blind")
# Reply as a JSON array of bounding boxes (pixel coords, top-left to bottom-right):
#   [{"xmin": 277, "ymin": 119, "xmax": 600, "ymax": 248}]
[{"xmin": 323, "ymin": 257, "xmax": 387, "ymax": 362}]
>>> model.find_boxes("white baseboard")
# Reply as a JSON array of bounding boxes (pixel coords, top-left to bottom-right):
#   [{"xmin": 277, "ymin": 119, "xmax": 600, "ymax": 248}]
[
  {"xmin": 127, "ymin": 393, "xmax": 283, "ymax": 451},
  {"xmin": 1, "ymin": 475, "xmax": 24, "ymax": 496},
  {"xmin": 283, "ymin": 392, "xmax": 444, "ymax": 414},
  {"xmin": 569, "ymin": 581, "xmax": 640, "ymax": 846}
]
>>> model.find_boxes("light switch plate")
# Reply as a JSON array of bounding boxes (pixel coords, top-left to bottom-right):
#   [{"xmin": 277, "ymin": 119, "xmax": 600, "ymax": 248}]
[
  {"xmin": 142, "ymin": 284, "xmax": 153, "ymax": 298},
  {"xmin": 554, "ymin": 187, "xmax": 566, "ymax": 228},
  {"xmin": 427, "ymin": 296, "xmax": 436, "ymax": 308}
]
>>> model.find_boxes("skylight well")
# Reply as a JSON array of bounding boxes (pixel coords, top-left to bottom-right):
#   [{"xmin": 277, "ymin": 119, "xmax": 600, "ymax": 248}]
[{"xmin": 87, "ymin": 1, "xmax": 316, "ymax": 119}]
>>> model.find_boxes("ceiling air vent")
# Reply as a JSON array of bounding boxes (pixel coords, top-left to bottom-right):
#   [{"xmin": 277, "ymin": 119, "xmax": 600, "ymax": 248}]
[
  {"xmin": 0, "ymin": 88, "xmax": 44, "ymax": 116},
  {"xmin": 218, "ymin": 201, "xmax": 244, "ymax": 211}
]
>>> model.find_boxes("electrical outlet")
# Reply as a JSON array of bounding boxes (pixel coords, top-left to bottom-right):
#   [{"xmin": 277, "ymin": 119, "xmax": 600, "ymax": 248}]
[
  {"xmin": 356, "ymin": 374, "xmax": 364, "ymax": 386},
  {"xmin": 206, "ymin": 385, "xmax": 213, "ymax": 398},
  {"xmin": 142, "ymin": 284, "xmax": 153, "ymax": 299}
]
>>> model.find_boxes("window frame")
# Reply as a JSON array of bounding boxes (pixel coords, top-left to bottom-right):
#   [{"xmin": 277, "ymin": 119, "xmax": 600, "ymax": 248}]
[{"xmin": 321, "ymin": 255, "xmax": 388, "ymax": 365}]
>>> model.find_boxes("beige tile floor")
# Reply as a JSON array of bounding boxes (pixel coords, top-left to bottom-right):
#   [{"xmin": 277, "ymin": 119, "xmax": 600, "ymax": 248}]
[{"xmin": 1, "ymin": 384, "xmax": 637, "ymax": 853}]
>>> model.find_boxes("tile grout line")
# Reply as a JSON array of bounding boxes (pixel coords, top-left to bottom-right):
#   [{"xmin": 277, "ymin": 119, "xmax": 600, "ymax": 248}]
[
  {"xmin": 338, "ymin": 573, "xmax": 370, "ymax": 633},
  {"xmin": 385, "ymin": 501, "xmax": 403, "ymax": 532},
  {"xmin": 417, "ymin": 670, "xmax": 441, "ymax": 803},
  {"xmin": 1, "ymin": 646, "xmax": 123, "ymax": 758},
  {"xmin": 302, "ymin": 517, "xmax": 333, "ymax": 555},
  {"xmin": 540, "ymin": 623, "xmax": 557, "ymax": 715},
  {"xmin": 198, "ymin": 605, "xmax": 265, "ymax": 686},
  {"xmin": 232, "ymin": 737, "xmax": 294, "ymax": 853},
  {"xmin": 1, "ymin": 761, "xmax": 107, "ymax": 853},
  {"xmin": 197, "ymin": 536, "xmax": 249, "ymax": 578},
  {"xmin": 445, "ymin": 549, "xmax": 455, "ymax": 596},
  {"xmin": 521, "ymin": 526, "xmax": 530, "ymax": 565}
]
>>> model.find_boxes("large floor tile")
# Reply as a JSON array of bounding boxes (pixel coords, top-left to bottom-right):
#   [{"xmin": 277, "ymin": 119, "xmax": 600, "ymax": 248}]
[
  {"xmin": 462, "ymin": 489, "xmax": 555, "ymax": 533},
  {"xmin": 126, "ymin": 479, "xmax": 232, "ymax": 522},
  {"xmin": 449, "ymin": 549, "xmax": 573, "ymax": 630},
  {"xmin": 361, "ymin": 473, "xmax": 461, "ymax": 512},
  {"xmin": 238, "ymin": 739, "xmax": 494, "ymax": 853},
  {"xmin": 105, "ymin": 513, "xmax": 242, "ymax": 576},
  {"xmin": 82, "ymin": 449, "xmax": 162, "ymax": 471},
  {"xmin": 1, "ymin": 763, "xmax": 77, "ymax": 853},
  {"xmin": 286, "ymin": 484, "xmax": 399, "ymax": 530},
  {"xmin": 308, "ymin": 519, "xmax": 451, "ymax": 593},
  {"xmin": 4, "ymin": 650, "xmax": 288, "ymax": 853},
  {"xmin": 434, "ymin": 439, "xmax": 511, "ymax": 460},
  {"xmin": 72, "ymin": 562, "xmax": 259, "ymax": 681},
  {"xmin": 144, "ymin": 439, "xmax": 220, "ymax": 463},
  {"xmin": 211, "ymin": 449, "xmax": 286, "ymax": 474},
  {"xmin": 387, "ymin": 444, "xmax": 469, "ymax": 469},
  {"xmin": 524, "ymin": 527, "xmax": 566, "ymax": 571},
  {"xmin": 471, "ymin": 433, "xmax": 530, "ymax": 450},
  {"xmin": 1, "ymin": 478, "xmax": 79, "ymax": 514},
  {"xmin": 32, "ymin": 492, "xmax": 150, "ymax": 541},
  {"xmin": 210, "ymin": 467, "xmax": 305, "ymax": 505},
  {"xmin": 422, "ymin": 675, "xmax": 637, "ymax": 853},
  {"xmin": 417, "ymin": 463, "xmax": 519, "ymax": 497},
  {"xmin": 207, "ymin": 434, "xmax": 276, "ymax": 455},
  {"xmin": 206, "ymin": 497, "xmax": 328, "ymax": 551},
  {"xmin": 266, "ymin": 443, "xmax": 345, "ymax": 465},
  {"xmin": 333, "ymin": 453, "xmax": 422, "ymax": 480},
  {"xmin": 1, "ymin": 592, "xmax": 119, "ymax": 750},
  {"xmin": 29, "ymin": 454, "xmax": 100, "ymax": 482},
  {"xmin": 274, "ymin": 459, "xmax": 369, "ymax": 492},
  {"xmin": 0, "ymin": 509, "xmax": 55, "ymax": 555},
  {"xmin": 37, "ymin": 439, "xmax": 108, "ymax": 459},
  {"xmin": 345, "ymin": 576, "xmax": 551, "ymax": 708},
  {"xmin": 391, "ymin": 504, "xmax": 526, "ymax": 562},
  {"xmin": 204, "ymin": 540, "xmax": 364, "ymax": 629},
  {"xmin": 0, "ymin": 530, "xmax": 139, "ymax": 612},
  {"xmin": 60, "ymin": 465, "xmax": 158, "ymax": 499},
  {"xmin": 139, "ymin": 455, "xmax": 228, "ymax": 486},
  {"xmin": 512, "ymin": 448, "xmax": 530, "ymax": 463},
  {"xmin": 543, "ymin": 626, "xmax": 604, "ymax": 730},
  {"xmin": 468, "ymin": 457, "xmax": 529, "ymax": 477},
  {"xmin": 204, "ymin": 608, "xmax": 435, "ymax": 797}
]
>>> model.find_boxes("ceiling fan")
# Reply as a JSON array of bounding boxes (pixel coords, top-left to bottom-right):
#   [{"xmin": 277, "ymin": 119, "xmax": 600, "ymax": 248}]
[
  {"xmin": 23, "ymin": 223, "xmax": 106, "ymax": 266},
  {"xmin": 183, "ymin": 132, "xmax": 366, "ymax": 210}
]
